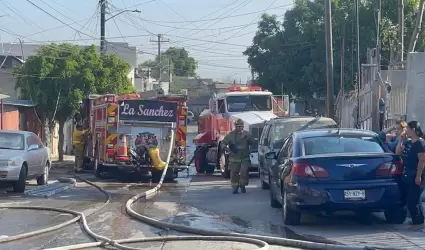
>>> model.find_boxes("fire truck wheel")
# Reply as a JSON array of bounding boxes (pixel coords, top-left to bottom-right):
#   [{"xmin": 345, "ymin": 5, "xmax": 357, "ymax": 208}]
[
  {"xmin": 83, "ymin": 157, "xmax": 91, "ymax": 170},
  {"xmin": 151, "ymin": 170, "xmax": 162, "ymax": 183},
  {"xmin": 205, "ymin": 165, "xmax": 215, "ymax": 174},
  {"xmin": 93, "ymin": 161, "xmax": 103, "ymax": 178},
  {"xmin": 219, "ymin": 154, "xmax": 230, "ymax": 179},
  {"xmin": 151, "ymin": 169, "xmax": 175, "ymax": 182},
  {"xmin": 195, "ymin": 147, "xmax": 207, "ymax": 173}
]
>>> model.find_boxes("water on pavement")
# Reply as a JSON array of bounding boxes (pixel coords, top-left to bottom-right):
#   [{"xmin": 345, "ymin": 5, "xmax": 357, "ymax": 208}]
[{"xmin": 1, "ymin": 126, "xmax": 424, "ymax": 249}]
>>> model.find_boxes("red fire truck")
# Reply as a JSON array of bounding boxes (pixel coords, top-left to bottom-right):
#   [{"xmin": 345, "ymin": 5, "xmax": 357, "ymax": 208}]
[
  {"xmin": 81, "ymin": 93, "xmax": 188, "ymax": 181},
  {"xmin": 193, "ymin": 86, "xmax": 289, "ymax": 178}
]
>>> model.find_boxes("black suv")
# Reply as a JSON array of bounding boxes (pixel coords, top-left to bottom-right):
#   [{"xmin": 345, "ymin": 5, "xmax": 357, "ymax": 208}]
[{"xmin": 257, "ymin": 116, "xmax": 337, "ymax": 189}]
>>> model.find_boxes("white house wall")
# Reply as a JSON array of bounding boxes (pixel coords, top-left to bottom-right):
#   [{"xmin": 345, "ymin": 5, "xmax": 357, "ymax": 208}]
[
  {"xmin": 406, "ymin": 52, "xmax": 425, "ymax": 125},
  {"xmin": 63, "ymin": 119, "xmax": 74, "ymax": 154}
]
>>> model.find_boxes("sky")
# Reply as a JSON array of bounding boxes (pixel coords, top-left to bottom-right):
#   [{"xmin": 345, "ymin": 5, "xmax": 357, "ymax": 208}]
[{"xmin": 0, "ymin": 0, "xmax": 292, "ymax": 82}]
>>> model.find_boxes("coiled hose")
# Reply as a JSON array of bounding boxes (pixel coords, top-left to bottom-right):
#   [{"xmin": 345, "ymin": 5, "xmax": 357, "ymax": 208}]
[{"xmin": 0, "ymin": 130, "xmax": 374, "ymax": 250}]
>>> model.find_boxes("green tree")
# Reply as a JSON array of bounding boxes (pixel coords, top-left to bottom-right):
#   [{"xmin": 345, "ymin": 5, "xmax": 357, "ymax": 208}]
[
  {"xmin": 140, "ymin": 47, "xmax": 197, "ymax": 78},
  {"xmin": 245, "ymin": 0, "xmax": 425, "ymax": 106},
  {"xmin": 140, "ymin": 56, "xmax": 171, "ymax": 80},
  {"xmin": 15, "ymin": 43, "xmax": 135, "ymax": 161}
]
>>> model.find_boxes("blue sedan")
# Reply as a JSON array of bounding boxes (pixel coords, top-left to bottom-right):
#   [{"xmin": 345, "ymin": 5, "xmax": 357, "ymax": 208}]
[{"xmin": 265, "ymin": 129, "xmax": 406, "ymax": 225}]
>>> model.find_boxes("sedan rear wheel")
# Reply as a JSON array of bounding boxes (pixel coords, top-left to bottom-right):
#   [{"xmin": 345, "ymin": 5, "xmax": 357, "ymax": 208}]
[
  {"xmin": 37, "ymin": 162, "xmax": 49, "ymax": 185},
  {"xmin": 282, "ymin": 188, "xmax": 301, "ymax": 225}
]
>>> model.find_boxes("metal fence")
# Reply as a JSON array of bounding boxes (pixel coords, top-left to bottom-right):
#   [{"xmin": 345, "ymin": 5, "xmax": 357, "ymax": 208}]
[{"xmin": 337, "ymin": 65, "xmax": 407, "ymax": 130}]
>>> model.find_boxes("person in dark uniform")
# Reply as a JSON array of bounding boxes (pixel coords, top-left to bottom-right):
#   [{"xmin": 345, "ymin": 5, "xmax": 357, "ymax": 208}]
[
  {"xmin": 221, "ymin": 119, "xmax": 255, "ymax": 194},
  {"xmin": 396, "ymin": 121, "xmax": 425, "ymax": 230}
]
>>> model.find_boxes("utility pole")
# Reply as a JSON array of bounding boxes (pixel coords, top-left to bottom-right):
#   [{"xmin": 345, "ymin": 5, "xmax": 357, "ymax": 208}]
[
  {"xmin": 150, "ymin": 34, "xmax": 169, "ymax": 89},
  {"xmin": 340, "ymin": 23, "xmax": 345, "ymax": 125},
  {"xmin": 355, "ymin": 0, "xmax": 361, "ymax": 128},
  {"xmin": 168, "ymin": 58, "xmax": 171, "ymax": 94},
  {"xmin": 376, "ymin": 0, "xmax": 381, "ymax": 73},
  {"xmin": 100, "ymin": 0, "xmax": 106, "ymax": 55},
  {"xmin": 324, "ymin": 0, "xmax": 334, "ymax": 119},
  {"xmin": 372, "ymin": 0, "xmax": 382, "ymax": 131},
  {"xmin": 398, "ymin": 0, "xmax": 404, "ymax": 67}
]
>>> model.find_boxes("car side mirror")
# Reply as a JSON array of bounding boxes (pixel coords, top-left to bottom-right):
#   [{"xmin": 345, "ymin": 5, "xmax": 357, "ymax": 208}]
[
  {"xmin": 28, "ymin": 144, "xmax": 38, "ymax": 151},
  {"xmin": 265, "ymin": 151, "xmax": 277, "ymax": 160}
]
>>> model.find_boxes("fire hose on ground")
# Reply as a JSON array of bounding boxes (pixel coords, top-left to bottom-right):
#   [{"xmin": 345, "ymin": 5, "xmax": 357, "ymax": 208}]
[{"xmin": 0, "ymin": 130, "xmax": 375, "ymax": 250}]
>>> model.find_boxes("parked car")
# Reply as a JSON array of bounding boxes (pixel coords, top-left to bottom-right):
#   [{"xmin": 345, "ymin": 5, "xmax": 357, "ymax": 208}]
[
  {"xmin": 265, "ymin": 129, "xmax": 405, "ymax": 225},
  {"xmin": 258, "ymin": 117, "xmax": 337, "ymax": 189},
  {"xmin": 187, "ymin": 111, "xmax": 195, "ymax": 123},
  {"xmin": 0, "ymin": 130, "xmax": 51, "ymax": 193}
]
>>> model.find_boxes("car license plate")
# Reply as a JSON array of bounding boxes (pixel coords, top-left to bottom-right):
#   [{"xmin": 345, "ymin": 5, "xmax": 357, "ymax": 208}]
[{"xmin": 344, "ymin": 190, "xmax": 365, "ymax": 200}]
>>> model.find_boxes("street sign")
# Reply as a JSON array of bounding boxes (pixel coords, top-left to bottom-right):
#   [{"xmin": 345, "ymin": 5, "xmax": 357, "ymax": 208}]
[{"xmin": 118, "ymin": 99, "xmax": 178, "ymax": 123}]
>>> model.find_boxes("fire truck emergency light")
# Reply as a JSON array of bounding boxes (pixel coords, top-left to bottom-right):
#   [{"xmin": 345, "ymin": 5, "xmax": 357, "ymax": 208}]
[{"xmin": 226, "ymin": 86, "xmax": 262, "ymax": 92}]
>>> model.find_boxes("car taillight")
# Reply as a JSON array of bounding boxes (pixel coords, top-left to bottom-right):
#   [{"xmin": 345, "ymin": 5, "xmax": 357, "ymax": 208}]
[
  {"xmin": 107, "ymin": 149, "xmax": 114, "ymax": 155},
  {"xmin": 292, "ymin": 163, "xmax": 329, "ymax": 178},
  {"xmin": 376, "ymin": 161, "xmax": 403, "ymax": 176}
]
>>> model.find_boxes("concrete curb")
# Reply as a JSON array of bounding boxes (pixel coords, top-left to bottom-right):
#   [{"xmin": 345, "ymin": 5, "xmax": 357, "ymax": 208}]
[{"xmin": 51, "ymin": 161, "xmax": 74, "ymax": 169}]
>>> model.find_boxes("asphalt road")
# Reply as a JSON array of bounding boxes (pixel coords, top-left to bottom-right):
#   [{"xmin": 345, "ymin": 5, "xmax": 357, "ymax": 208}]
[
  {"xmin": 148, "ymin": 172, "xmax": 425, "ymax": 250},
  {"xmin": 0, "ymin": 170, "xmax": 185, "ymax": 250},
  {"xmin": 2, "ymin": 127, "xmax": 424, "ymax": 250},
  {"xmin": 0, "ymin": 168, "xmax": 301, "ymax": 250}
]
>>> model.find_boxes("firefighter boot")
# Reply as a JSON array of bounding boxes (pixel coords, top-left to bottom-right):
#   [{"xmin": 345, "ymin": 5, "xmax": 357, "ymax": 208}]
[
  {"xmin": 232, "ymin": 186, "xmax": 239, "ymax": 194},
  {"xmin": 240, "ymin": 185, "xmax": 246, "ymax": 193}
]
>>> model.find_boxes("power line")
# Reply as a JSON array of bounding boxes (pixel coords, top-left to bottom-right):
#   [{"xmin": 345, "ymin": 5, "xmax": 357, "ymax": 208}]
[
  {"xmin": 205, "ymin": 0, "xmax": 278, "ymax": 52},
  {"xmin": 38, "ymin": 0, "xmax": 94, "ymax": 35},
  {"xmin": 4, "ymin": 1, "xmax": 140, "ymax": 55},
  {"xmin": 138, "ymin": 4, "xmax": 291, "ymax": 24},
  {"xmin": 0, "ymin": 25, "xmax": 318, "ymax": 56},
  {"xmin": 157, "ymin": 0, "xmax": 214, "ymax": 38},
  {"xmin": 72, "ymin": 4, "xmax": 100, "ymax": 43},
  {"xmin": 25, "ymin": 0, "xmax": 97, "ymax": 39},
  {"xmin": 5, "ymin": 1, "xmax": 286, "ymax": 55},
  {"xmin": 106, "ymin": 2, "xmax": 289, "ymax": 51},
  {"xmin": 177, "ymin": 0, "xmax": 253, "ymax": 42},
  {"xmin": 139, "ymin": 19, "xmax": 262, "ymax": 31},
  {"xmin": 159, "ymin": 0, "xmax": 242, "ymax": 36},
  {"xmin": 1, "ymin": 0, "xmax": 44, "ymax": 31},
  {"xmin": 1, "ymin": 1, "xmax": 299, "ymax": 74},
  {"xmin": 0, "ymin": 2, "xmax": 254, "ymax": 74}
]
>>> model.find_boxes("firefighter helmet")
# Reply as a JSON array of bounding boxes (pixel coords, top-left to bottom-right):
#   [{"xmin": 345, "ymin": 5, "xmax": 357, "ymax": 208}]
[{"xmin": 235, "ymin": 119, "xmax": 244, "ymax": 126}]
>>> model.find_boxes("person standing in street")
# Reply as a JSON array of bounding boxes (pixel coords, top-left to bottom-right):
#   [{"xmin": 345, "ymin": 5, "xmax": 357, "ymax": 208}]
[
  {"xmin": 396, "ymin": 121, "xmax": 425, "ymax": 230},
  {"xmin": 221, "ymin": 119, "xmax": 255, "ymax": 194},
  {"xmin": 378, "ymin": 120, "xmax": 407, "ymax": 153},
  {"xmin": 72, "ymin": 124, "xmax": 90, "ymax": 173}
]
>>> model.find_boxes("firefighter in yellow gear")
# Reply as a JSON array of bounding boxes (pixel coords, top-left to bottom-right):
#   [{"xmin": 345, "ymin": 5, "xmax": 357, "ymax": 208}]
[
  {"xmin": 221, "ymin": 119, "xmax": 256, "ymax": 194},
  {"xmin": 72, "ymin": 124, "xmax": 90, "ymax": 172}
]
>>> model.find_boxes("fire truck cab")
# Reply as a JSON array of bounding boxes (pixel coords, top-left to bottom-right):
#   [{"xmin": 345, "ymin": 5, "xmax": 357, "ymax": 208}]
[{"xmin": 193, "ymin": 86, "xmax": 289, "ymax": 178}]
